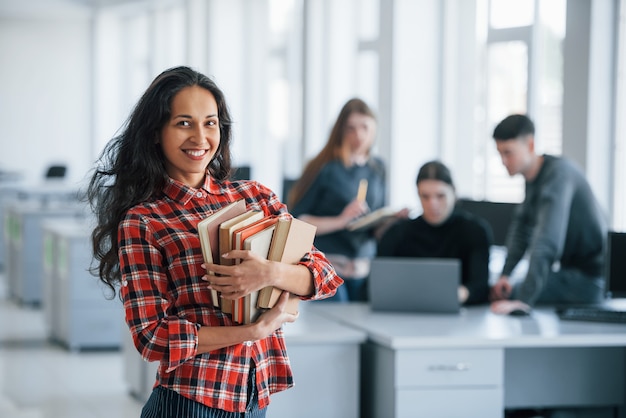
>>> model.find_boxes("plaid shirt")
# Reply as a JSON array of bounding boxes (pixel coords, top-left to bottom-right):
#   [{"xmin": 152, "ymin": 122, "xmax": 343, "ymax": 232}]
[{"xmin": 118, "ymin": 175, "xmax": 342, "ymax": 412}]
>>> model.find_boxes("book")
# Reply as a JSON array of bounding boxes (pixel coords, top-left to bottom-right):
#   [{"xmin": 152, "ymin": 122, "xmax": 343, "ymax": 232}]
[
  {"xmin": 219, "ymin": 212, "xmax": 277, "ymax": 321},
  {"xmin": 228, "ymin": 215, "xmax": 279, "ymax": 321},
  {"xmin": 231, "ymin": 216, "xmax": 279, "ymax": 253},
  {"xmin": 257, "ymin": 217, "xmax": 317, "ymax": 314},
  {"xmin": 218, "ymin": 210, "xmax": 264, "ymax": 266},
  {"xmin": 223, "ymin": 216, "xmax": 279, "ymax": 314},
  {"xmin": 232, "ymin": 224, "xmax": 276, "ymax": 324},
  {"xmin": 345, "ymin": 206, "xmax": 397, "ymax": 232},
  {"xmin": 197, "ymin": 199, "xmax": 247, "ymax": 307}
]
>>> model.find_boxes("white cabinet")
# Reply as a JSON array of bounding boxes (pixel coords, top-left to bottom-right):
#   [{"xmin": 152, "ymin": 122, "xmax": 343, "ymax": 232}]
[
  {"xmin": 41, "ymin": 219, "xmax": 122, "ymax": 350},
  {"xmin": 5, "ymin": 201, "xmax": 86, "ymax": 304},
  {"xmin": 364, "ymin": 344, "xmax": 503, "ymax": 418}
]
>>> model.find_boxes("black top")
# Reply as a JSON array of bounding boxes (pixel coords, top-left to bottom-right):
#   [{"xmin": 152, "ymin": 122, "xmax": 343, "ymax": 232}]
[{"xmin": 377, "ymin": 209, "xmax": 493, "ymax": 305}]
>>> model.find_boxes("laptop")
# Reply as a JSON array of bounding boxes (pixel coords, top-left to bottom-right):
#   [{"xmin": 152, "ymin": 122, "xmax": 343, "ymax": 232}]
[
  {"xmin": 557, "ymin": 231, "xmax": 626, "ymax": 323},
  {"xmin": 368, "ymin": 257, "xmax": 461, "ymax": 314}
]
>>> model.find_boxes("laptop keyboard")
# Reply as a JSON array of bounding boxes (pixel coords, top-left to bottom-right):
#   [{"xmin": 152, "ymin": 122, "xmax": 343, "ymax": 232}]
[{"xmin": 557, "ymin": 306, "xmax": 626, "ymax": 324}]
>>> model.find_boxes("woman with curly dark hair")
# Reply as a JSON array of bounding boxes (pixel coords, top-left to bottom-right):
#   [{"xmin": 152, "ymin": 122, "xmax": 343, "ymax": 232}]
[{"xmin": 87, "ymin": 66, "xmax": 342, "ymax": 418}]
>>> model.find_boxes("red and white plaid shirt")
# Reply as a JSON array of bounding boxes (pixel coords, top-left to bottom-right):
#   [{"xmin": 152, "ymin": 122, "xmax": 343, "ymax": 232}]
[{"xmin": 118, "ymin": 175, "xmax": 342, "ymax": 412}]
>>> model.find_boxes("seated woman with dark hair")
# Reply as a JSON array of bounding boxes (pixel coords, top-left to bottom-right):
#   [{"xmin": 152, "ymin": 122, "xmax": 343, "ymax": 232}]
[{"xmin": 377, "ymin": 161, "xmax": 493, "ymax": 305}]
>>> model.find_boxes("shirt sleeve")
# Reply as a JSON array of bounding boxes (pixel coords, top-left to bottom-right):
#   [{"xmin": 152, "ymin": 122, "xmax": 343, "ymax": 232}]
[
  {"xmin": 118, "ymin": 212, "xmax": 200, "ymax": 373},
  {"xmin": 501, "ymin": 204, "xmax": 529, "ymax": 277},
  {"xmin": 297, "ymin": 245, "xmax": 344, "ymax": 301},
  {"xmin": 516, "ymin": 170, "xmax": 576, "ymax": 305}
]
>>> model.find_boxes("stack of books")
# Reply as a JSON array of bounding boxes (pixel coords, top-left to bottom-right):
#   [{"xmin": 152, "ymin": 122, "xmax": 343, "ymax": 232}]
[{"xmin": 197, "ymin": 199, "xmax": 317, "ymax": 324}]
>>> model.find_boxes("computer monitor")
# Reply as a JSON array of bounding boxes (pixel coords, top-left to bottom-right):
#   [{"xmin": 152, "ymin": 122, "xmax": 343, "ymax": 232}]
[
  {"xmin": 282, "ymin": 178, "xmax": 298, "ymax": 205},
  {"xmin": 455, "ymin": 199, "xmax": 518, "ymax": 246},
  {"xmin": 606, "ymin": 231, "xmax": 626, "ymax": 298},
  {"xmin": 231, "ymin": 166, "xmax": 251, "ymax": 181}
]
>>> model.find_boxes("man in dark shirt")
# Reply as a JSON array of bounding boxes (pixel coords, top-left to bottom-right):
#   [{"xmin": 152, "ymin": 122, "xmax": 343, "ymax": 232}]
[{"xmin": 490, "ymin": 114, "xmax": 607, "ymax": 315}]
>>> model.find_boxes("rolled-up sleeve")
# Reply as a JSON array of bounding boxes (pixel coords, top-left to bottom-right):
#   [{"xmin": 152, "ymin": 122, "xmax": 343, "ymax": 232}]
[
  {"xmin": 118, "ymin": 213, "xmax": 199, "ymax": 372},
  {"xmin": 297, "ymin": 247, "xmax": 343, "ymax": 300}
]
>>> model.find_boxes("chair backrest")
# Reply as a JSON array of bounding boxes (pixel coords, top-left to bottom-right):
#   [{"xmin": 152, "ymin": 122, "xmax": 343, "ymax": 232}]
[
  {"xmin": 282, "ymin": 178, "xmax": 298, "ymax": 204},
  {"xmin": 456, "ymin": 198, "xmax": 518, "ymax": 246},
  {"xmin": 231, "ymin": 166, "xmax": 251, "ymax": 181},
  {"xmin": 45, "ymin": 165, "xmax": 67, "ymax": 179}
]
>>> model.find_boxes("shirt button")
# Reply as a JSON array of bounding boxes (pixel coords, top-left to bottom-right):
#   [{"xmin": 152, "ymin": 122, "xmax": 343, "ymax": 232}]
[
  {"xmin": 244, "ymin": 341, "xmax": 253, "ymax": 347},
  {"xmin": 196, "ymin": 191, "xmax": 203, "ymax": 198}
]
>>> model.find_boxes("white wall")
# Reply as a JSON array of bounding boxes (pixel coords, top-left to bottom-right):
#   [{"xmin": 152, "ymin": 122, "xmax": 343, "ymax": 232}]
[{"xmin": 0, "ymin": 15, "xmax": 92, "ymax": 186}]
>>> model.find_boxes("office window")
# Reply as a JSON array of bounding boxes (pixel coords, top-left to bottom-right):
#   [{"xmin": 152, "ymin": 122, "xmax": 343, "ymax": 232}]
[
  {"xmin": 614, "ymin": 0, "xmax": 626, "ymax": 230},
  {"xmin": 490, "ymin": 0, "xmax": 534, "ymax": 29},
  {"xmin": 268, "ymin": 0, "xmax": 299, "ymax": 143},
  {"xmin": 475, "ymin": 0, "xmax": 565, "ymax": 203},
  {"xmin": 356, "ymin": 0, "xmax": 380, "ymax": 114},
  {"xmin": 267, "ymin": 0, "xmax": 303, "ymax": 184},
  {"xmin": 483, "ymin": 41, "xmax": 527, "ymax": 202},
  {"xmin": 151, "ymin": 5, "xmax": 185, "ymax": 72},
  {"xmin": 122, "ymin": 14, "xmax": 150, "ymax": 110}
]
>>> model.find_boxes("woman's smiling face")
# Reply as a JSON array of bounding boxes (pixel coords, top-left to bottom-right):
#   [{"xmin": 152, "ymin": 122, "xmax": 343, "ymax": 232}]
[{"xmin": 160, "ymin": 85, "xmax": 221, "ymax": 188}]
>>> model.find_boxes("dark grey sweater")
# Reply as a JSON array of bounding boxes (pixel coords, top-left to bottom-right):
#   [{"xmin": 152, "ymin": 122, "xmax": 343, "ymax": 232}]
[{"xmin": 502, "ymin": 155, "xmax": 608, "ymax": 304}]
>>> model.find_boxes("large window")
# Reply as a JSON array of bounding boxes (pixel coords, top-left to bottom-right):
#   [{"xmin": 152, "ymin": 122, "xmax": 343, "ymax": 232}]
[
  {"xmin": 615, "ymin": 0, "xmax": 626, "ymax": 230},
  {"xmin": 475, "ymin": 0, "xmax": 566, "ymax": 203}
]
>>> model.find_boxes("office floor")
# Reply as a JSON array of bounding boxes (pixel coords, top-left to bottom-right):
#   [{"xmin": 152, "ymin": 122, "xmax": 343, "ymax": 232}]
[{"xmin": 0, "ymin": 271, "xmax": 144, "ymax": 418}]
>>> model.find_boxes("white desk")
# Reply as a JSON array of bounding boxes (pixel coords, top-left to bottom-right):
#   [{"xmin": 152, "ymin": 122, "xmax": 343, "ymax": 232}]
[
  {"xmin": 123, "ymin": 304, "xmax": 366, "ymax": 418},
  {"xmin": 310, "ymin": 303, "xmax": 626, "ymax": 418},
  {"xmin": 269, "ymin": 304, "xmax": 366, "ymax": 418}
]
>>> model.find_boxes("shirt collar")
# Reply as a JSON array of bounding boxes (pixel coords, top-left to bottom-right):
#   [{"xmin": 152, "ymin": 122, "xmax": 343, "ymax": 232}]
[
  {"xmin": 205, "ymin": 173, "xmax": 229, "ymax": 195},
  {"xmin": 162, "ymin": 176, "xmax": 204, "ymax": 204},
  {"xmin": 162, "ymin": 174, "xmax": 230, "ymax": 204}
]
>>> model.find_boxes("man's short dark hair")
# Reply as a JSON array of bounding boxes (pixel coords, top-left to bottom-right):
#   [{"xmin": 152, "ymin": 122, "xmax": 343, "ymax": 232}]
[{"xmin": 492, "ymin": 114, "xmax": 535, "ymax": 140}]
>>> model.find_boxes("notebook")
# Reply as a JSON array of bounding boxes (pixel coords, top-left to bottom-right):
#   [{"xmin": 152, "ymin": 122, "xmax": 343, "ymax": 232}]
[{"xmin": 368, "ymin": 257, "xmax": 461, "ymax": 314}]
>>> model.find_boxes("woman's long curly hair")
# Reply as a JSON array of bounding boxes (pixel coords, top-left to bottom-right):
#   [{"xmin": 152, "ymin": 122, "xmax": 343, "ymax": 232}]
[{"xmin": 87, "ymin": 66, "xmax": 233, "ymax": 297}]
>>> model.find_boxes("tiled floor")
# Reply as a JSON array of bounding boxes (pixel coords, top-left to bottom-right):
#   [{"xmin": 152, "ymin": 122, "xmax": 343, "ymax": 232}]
[{"xmin": 0, "ymin": 273, "xmax": 144, "ymax": 418}]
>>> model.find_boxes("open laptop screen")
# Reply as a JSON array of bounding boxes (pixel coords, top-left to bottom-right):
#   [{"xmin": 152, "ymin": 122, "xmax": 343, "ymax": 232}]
[{"xmin": 369, "ymin": 257, "xmax": 461, "ymax": 314}]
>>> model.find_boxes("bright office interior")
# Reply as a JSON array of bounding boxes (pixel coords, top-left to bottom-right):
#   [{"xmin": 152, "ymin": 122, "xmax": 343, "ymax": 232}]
[
  {"xmin": 0, "ymin": 0, "xmax": 625, "ymax": 228},
  {"xmin": 0, "ymin": 0, "xmax": 625, "ymax": 417}
]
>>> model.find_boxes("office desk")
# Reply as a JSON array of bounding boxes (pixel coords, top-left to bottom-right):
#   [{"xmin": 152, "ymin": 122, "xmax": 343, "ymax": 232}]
[
  {"xmin": 310, "ymin": 303, "xmax": 626, "ymax": 418},
  {"xmin": 123, "ymin": 305, "xmax": 366, "ymax": 418},
  {"xmin": 269, "ymin": 305, "xmax": 367, "ymax": 418}
]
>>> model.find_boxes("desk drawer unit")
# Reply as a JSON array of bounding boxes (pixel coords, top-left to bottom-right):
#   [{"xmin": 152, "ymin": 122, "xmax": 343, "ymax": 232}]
[{"xmin": 364, "ymin": 343, "xmax": 504, "ymax": 418}]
